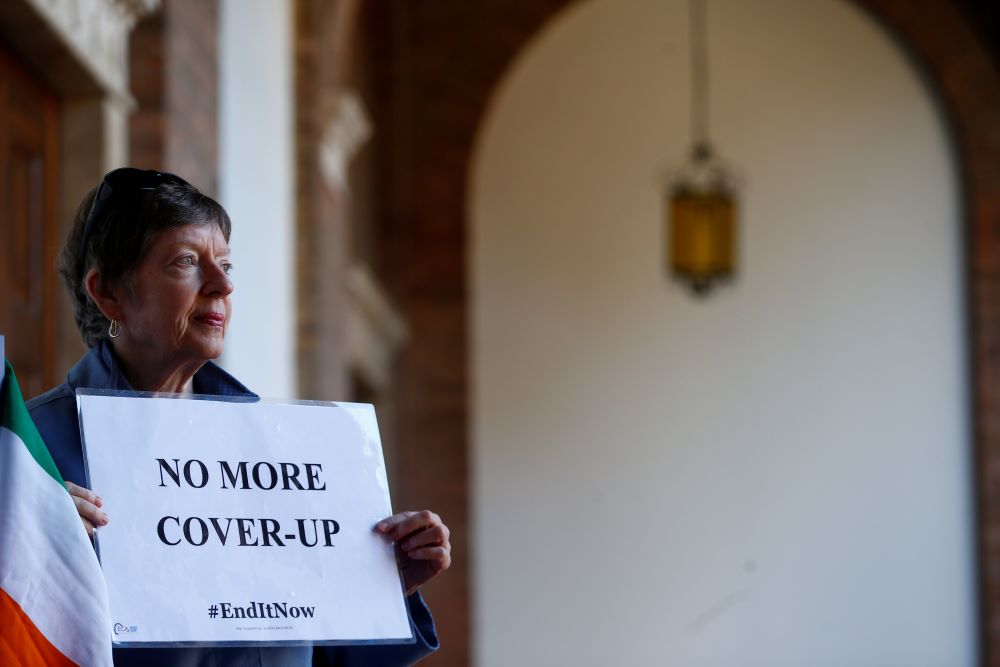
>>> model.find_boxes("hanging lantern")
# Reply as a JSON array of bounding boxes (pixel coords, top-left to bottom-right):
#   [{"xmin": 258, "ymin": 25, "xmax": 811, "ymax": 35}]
[
  {"xmin": 669, "ymin": 142, "xmax": 736, "ymax": 295},
  {"xmin": 668, "ymin": 0, "xmax": 739, "ymax": 296}
]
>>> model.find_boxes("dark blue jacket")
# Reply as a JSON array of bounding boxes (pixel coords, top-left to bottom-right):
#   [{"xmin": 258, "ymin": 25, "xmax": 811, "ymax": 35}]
[{"xmin": 27, "ymin": 340, "xmax": 439, "ymax": 667}]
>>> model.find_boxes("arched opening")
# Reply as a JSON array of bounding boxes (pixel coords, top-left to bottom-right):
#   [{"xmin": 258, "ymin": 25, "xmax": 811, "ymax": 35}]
[
  {"xmin": 471, "ymin": 0, "xmax": 969, "ymax": 663},
  {"xmin": 362, "ymin": 0, "xmax": 1000, "ymax": 663}
]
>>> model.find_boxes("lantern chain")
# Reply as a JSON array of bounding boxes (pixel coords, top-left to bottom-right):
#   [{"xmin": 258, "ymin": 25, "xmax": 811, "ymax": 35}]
[{"xmin": 690, "ymin": 0, "xmax": 710, "ymax": 155}]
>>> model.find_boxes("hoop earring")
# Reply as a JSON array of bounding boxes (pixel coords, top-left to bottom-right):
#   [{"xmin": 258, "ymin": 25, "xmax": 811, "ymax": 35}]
[{"xmin": 109, "ymin": 319, "xmax": 121, "ymax": 339}]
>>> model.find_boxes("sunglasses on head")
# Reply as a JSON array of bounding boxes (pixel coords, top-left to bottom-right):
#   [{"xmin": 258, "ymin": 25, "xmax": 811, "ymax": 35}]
[{"xmin": 80, "ymin": 168, "xmax": 190, "ymax": 260}]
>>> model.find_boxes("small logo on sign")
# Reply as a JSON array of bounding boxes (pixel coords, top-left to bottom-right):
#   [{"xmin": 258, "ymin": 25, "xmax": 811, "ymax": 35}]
[{"xmin": 113, "ymin": 623, "xmax": 138, "ymax": 635}]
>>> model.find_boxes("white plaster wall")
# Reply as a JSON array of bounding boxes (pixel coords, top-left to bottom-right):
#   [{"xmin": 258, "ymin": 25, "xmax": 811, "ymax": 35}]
[
  {"xmin": 217, "ymin": 0, "xmax": 296, "ymax": 398},
  {"xmin": 470, "ymin": 1, "xmax": 972, "ymax": 665}
]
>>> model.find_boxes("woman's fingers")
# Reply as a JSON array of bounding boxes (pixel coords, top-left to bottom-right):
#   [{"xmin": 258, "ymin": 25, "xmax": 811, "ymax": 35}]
[
  {"xmin": 66, "ymin": 481, "xmax": 108, "ymax": 535},
  {"xmin": 65, "ymin": 481, "xmax": 103, "ymax": 508},
  {"xmin": 375, "ymin": 511, "xmax": 417, "ymax": 539},
  {"xmin": 404, "ymin": 546, "xmax": 451, "ymax": 571},
  {"xmin": 399, "ymin": 524, "xmax": 449, "ymax": 552},
  {"xmin": 376, "ymin": 510, "xmax": 444, "ymax": 542},
  {"xmin": 377, "ymin": 510, "xmax": 452, "ymax": 594},
  {"xmin": 70, "ymin": 494, "xmax": 108, "ymax": 529}
]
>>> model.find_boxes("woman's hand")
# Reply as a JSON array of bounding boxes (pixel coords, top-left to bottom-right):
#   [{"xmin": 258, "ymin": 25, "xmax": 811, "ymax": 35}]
[
  {"xmin": 376, "ymin": 510, "xmax": 451, "ymax": 595},
  {"xmin": 66, "ymin": 481, "xmax": 108, "ymax": 537}
]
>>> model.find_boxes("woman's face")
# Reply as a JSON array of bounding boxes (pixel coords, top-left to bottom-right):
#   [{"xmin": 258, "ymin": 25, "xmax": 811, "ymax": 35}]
[{"xmin": 118, "ymin": 222, "xmax": 233, "ymax": 364}]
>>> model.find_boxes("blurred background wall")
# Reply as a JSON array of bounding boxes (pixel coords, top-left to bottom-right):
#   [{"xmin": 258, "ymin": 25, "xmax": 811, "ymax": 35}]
[
  {"xmin": 3, "ymin": 0, "xmax": 1000, "ymax": 665},
  {"xmin": 472, "ymin": 1, "xmax": 969, "ymax": 663}
]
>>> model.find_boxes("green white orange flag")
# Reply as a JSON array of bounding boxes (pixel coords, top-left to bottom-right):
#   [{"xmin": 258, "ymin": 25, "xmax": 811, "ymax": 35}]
[{"xmin": 0, "ymin": 356, "xmax": 113, "ymax": 666}]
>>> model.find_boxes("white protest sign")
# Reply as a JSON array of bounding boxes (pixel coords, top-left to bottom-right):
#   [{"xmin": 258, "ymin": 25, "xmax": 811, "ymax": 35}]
[{"xmin": 78, "ymin": 392, "xmax": 413, "ymax": 646}]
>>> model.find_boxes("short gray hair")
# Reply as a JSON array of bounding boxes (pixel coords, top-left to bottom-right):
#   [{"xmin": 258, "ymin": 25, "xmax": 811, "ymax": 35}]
[{"xmin": 59, "ymin": 175, "xmax": 232, "ymax": 347}]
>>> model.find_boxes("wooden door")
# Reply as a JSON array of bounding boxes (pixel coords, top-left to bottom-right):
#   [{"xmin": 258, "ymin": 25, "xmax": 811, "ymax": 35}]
[{"xmin": 0, "ymin": 43, "xmax": 59, "ymax": 399}]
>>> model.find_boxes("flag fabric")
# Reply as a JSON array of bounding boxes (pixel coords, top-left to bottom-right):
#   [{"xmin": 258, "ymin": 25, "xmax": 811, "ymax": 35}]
[{"xmin": 0, "ymin": 359, "xmax": 112, "ymax": 666}]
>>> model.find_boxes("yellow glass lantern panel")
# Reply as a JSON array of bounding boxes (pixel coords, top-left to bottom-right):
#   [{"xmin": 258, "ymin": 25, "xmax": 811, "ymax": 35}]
[{"xmin": 669, "ymin": 190, "xmax": 735, "ymax": 292}]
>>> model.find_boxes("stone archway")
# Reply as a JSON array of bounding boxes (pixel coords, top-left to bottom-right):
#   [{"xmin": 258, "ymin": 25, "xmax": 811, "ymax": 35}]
[{"xmin": 364, "ymin": 1, "xmax": 1000, "ymax": 664}]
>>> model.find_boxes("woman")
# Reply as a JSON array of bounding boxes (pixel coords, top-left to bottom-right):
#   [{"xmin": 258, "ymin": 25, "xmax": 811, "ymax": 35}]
[{"xmin": 27, "ymin": 168, "xmax": 450, "ymax": 666}]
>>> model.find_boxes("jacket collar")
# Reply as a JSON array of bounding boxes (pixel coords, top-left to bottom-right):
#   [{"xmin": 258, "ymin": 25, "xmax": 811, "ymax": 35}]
[{"xmin": 66, "ymin": 339, "xmax": 257, "ymax": 398}]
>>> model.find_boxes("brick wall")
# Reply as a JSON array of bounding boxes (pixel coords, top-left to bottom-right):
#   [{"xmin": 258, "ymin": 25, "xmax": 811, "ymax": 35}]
[
  {"xmin": 294, "ymin": 0, "xmax": 352, "ymax": 403},
  {"xmin": 128, "ymin": 10, "xmax": 165, "ymax": 175},
  {"xmin": 129, "ymin": 0, "xmax": 219, "ymax": 196},
  {"xmin": 362, "ymin": 3, "xmax": 573, "ymax": 665}
]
